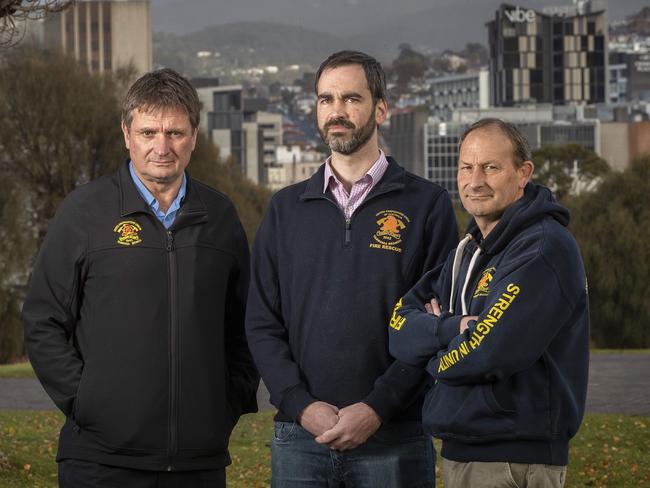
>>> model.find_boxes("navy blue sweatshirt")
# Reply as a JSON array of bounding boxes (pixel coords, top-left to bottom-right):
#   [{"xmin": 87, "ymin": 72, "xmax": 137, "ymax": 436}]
[
  {"xmin": 389, "ymin": 184, "xmax": 589, "ymax": 465},
  {"xmin": 246, "ymin": 158, "xmax": 457, "ymax": 423}
]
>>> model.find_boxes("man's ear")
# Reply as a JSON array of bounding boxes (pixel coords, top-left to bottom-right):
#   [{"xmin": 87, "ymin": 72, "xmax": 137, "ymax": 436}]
[
  {"xmin": 191, "ymin": 128, "xmax": 198, "ymax": 151},
  {"xmin": 374, "ymin": 99, "xmax": 388, "ymax": 125},
  {"xmin": 121, "ymin": 121, "xmax": 131, "ymax": 150},
  {"xmin": 519, "ymin": 160, "xmax": 535, "ymax": 188}
]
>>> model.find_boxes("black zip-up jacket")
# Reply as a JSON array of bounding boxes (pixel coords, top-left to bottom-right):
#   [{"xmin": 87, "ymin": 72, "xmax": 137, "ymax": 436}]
[
  {"xmin": 245, "ymin": 157, "xmax": 457, "ymax": 423},
  {"xmin": 23, "ymin": 162, "xmax": 259, "ymax": 471},
  {"xmin": 389, "ymin": 184, "xmax": 589, "ymax": 465}
]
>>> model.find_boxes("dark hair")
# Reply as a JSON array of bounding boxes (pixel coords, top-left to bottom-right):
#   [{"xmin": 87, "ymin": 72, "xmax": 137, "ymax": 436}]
[
  {"xmin": 122, "ymin": 68, "xmax": 201, "ymax": 129},
  {"xmin": 315, "ymin": 50, "xmax": 387, "ymax": 103},
  {"xmin": 459, "ymin": 118, "xmax": 532, "ymax": 167}
]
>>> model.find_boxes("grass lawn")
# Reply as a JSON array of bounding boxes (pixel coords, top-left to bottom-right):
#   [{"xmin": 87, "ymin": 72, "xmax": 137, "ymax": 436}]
[
  {"xmin": 0, "ymin": 362, "xmax": 35, "ymax": 379},
  {"xmin": 2, "ymin": 349, "xmax": 647, "ymax": 379},
  {"xmin": 590, "ymin": 349, "xmax": 650, "ymax": 355},
  {"xmin": 0, "ymin": 410, "xmax": 648, "ymax": 487}
]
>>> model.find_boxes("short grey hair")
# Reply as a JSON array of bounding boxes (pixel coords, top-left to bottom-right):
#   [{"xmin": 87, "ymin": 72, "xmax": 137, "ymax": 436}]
[{"xmin": 122, "ymin": 68, "xmax": 201, "ymax": 129}]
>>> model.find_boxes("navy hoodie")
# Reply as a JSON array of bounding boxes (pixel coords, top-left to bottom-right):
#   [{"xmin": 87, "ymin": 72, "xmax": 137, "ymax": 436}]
[
  {"xmin": 389, "ymin": 184, "xmax": 589, "ymax": 465},
  {"xmin": 246, "ymin": 158, "xmax": 457, "ymax": 423}
]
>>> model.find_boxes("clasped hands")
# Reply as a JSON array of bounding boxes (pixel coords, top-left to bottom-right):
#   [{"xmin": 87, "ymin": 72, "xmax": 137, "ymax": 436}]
[
  {"xmin": 298, "ymin": 401, "xmax": 381, "ymax": 451},
  {"xmin": 425, "ymin": 297, "xmax": 477, "ymax": 333},
  {"xmin": 297, "ymin": 297, "xmax": 475, "ymax": 452}
]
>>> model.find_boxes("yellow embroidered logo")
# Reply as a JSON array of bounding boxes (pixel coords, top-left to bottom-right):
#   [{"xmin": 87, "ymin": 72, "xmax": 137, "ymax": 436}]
[
  {"xmin": 114, "ymin": 221, "xmax": 143, "ymax": 246},
  {"xmin": 369, "ymin": 210, "xmax": 410, "ymax": 254},
  {"xmin": 473, "ymin": 267, "xmax": 496, "ymax": 298},
  {"xmin": 389, "ymin": 298, "xmax": 406, "ymax": 331},
  {"xmin": 438, "ymin": 283, "xmax": 521, "ymax": 373}
]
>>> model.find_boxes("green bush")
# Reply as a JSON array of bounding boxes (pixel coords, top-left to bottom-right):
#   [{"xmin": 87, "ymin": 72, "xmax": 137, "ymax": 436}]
[{"xmin": 569, "ymin": 155, "xmax": 650, "ymax": 348}]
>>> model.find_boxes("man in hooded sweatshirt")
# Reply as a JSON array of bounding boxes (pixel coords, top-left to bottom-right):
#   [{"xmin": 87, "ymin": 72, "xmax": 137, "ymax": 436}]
[{"xmin": 389, "ymin": 118, "xmax": 589, "ymax": 488}]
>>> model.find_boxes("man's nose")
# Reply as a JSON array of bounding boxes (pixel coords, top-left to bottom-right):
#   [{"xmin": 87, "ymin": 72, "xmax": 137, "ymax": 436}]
[
  {"xmin": 469, "ymin": 168, "xmax": 486, "ymax": 187},
  {"xmin": 328, "ymin": 99, "xmax": 348, "ymax": 119},
  {"xmin": 153, "ymin": 134, "xmax": 170, "ymax": 155}
]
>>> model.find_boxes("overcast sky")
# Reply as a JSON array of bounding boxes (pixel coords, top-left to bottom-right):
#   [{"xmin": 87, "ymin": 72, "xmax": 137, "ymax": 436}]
[{"xmin": 151, "ymin": 0, "xmax": 648, "ymax": 45}]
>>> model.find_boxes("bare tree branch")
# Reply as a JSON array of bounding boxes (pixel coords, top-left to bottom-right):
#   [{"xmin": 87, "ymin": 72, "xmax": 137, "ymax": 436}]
[{"xmin": 1, "ymin": 0, "xmax": 73, "ymax": 47}]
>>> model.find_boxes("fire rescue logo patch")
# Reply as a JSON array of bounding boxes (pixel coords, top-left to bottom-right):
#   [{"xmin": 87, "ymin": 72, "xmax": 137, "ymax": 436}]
[
  {"xmin": 114, "ymin": 220, "xmax": 143, "ymax": 246},
  {"xmin": 473, "ymin": 267, "xmax": 496, "ymax": 298},
  {"xmin": 369, "ymin": 210, "xmax": 410, "ymax": 253}
]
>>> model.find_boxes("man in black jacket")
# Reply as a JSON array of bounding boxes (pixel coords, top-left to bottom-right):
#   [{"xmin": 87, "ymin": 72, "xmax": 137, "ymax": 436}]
[
  {"xmin": 246, "ymin": 51, "xmax": 458, "ymax": 487},
  {"xmin": 23, "ymin": 68, "xmax": 259, "ymax": 488}
]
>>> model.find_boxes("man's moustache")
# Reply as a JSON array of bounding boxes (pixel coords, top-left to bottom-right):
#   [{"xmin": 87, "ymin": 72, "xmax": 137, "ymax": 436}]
[{"xmin": 325, "ymin": 119, "xmax": 355, "ymax": 130}]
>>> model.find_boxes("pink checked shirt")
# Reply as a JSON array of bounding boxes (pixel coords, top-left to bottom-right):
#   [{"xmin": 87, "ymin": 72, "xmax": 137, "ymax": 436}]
[{"xmin": 323, "ymin": 150, "xmax": 389, "ymax": 221}]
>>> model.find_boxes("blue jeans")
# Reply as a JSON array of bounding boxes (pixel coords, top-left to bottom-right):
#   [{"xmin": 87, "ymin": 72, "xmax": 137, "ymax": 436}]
[{"xmin": 271, "ymin": 421, "xmax": 435, "ymax": 488}]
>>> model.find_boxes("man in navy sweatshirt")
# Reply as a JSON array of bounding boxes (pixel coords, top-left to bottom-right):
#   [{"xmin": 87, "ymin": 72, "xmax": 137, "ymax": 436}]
[
  {"xmin": 389, "ymin": 118, "xmax": 589, "ymax": 488},
  {"xmin": 246, "ymin": 51, "xmax": 458, "ymax": 486}
]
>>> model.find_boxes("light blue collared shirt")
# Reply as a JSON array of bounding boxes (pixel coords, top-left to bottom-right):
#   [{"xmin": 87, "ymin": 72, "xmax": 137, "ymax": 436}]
[{"xmin": 129, "ymin": 161, "xmax": 186, "ymax": 229}]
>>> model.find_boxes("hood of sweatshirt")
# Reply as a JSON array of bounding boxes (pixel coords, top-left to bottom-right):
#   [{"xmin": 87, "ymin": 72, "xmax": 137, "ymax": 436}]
[
  {"xmin": 447, "ymin": 183, "xmax": 569, "ymax": 315},
  {"xmin": 466, "ymin": 183, "xmax": 569, "ymax": 256}
]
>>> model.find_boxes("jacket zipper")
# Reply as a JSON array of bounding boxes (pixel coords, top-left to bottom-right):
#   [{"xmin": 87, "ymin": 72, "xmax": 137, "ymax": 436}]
[
  {"xmin": 166, "ymin": 229, "xmax": 179, "ymax": 471},
  {"xmin": 344, "ymin": 219, "xmax": 351, "ymax": 246},
  {"xmin": 307, "ymin": 186, "xmax": 399, "ymax": 249}
]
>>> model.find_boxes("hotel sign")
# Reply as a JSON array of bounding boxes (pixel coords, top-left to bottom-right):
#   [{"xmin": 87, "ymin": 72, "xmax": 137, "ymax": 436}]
[
  {"xmin": 635, "ymin": 54, "xmax": 650, "ymax": 73},
  {"xmin": 504, "ymin": 6, "xmax": 536, "ymax": 23}
]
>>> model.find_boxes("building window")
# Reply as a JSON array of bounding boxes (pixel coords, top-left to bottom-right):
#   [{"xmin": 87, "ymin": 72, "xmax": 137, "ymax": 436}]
[
  {"xmin": 564, "ymin": 21, "xmax": 574, "ymax": 35},
  {"xmin": 503, "ymin": 53, "xmax": 518, "ymax": 69}
]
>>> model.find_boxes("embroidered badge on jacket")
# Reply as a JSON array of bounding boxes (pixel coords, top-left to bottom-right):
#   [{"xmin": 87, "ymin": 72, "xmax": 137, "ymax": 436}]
[
  {"xmin": 473, "ymin": 267, "xmax": 496, "ymax": 298},
  {"xmin": 369, "ymin": 210, "xmax": 410, "ymax": 253},
  {"xmin": 114, "ymin": 221, "xmax": 143, "ymax": 246}
]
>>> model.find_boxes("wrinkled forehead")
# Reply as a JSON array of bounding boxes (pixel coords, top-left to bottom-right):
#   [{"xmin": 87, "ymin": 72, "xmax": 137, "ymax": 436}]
[
  {"xmin": 459, "ymin": 127, "xmax": 516, "ymax": 162},
  {"xmin": 128, "ymin": 104, "xmax": 193, "ymax": 128},
  {"xmin": 133, "ymin": 103, "xmax": 190, "ymax": 119}
]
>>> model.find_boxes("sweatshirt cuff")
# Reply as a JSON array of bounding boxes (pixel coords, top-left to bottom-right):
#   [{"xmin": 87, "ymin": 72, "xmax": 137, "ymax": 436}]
[
  {"xmin": 279, "ymin": 385, "xmax": 317, "ymax": 421},
  {"xmin": 362, "ymin": 362, "xmax": 426, "ymax": 422},
  {"xmin": 436, "ymin": 314, "xmax": 463, "ymax": 347},
  {"xmin": 362, "ymin": 389, "xmax": 395, "ymax": 423}
]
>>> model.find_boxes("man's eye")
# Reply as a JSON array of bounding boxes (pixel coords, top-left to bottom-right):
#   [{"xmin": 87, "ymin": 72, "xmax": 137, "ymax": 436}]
[{"xmin": 142, "ymin": 131, "xmax": 155, "ymax": 137}]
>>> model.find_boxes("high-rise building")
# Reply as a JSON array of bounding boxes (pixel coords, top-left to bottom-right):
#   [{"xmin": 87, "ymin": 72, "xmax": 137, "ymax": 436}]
[
  {"xmin": 197, "ymin": 84, "xmax": 260, "ymax": 181},
  {"xmin": 387, "ymin": 107, "xmax": 430, "ymax": 178},
  {"xmin": 429, "ymin": 69, "xmax": 490, "ymax": 121},
  {"xmin": 196, "ymin": 83, "xmax": 286, "ymax": 185},
  {"xmin": 609, "ymin": 51, "xmax": 650, "ymax": 103},
  {"xmin": 197, "ymin": 84, "xmax": 245, "ymax": 168},
  {"xmin": 424, "ymin": 121, "xmax": 465, "ymax": 200},
  {"xmin": 249, "ymin": 111, "xmax": 283, "ymax": 174},
  {"xmin": 43, "ymin": 0, "xmax": 152, "ymax": 75},
  {"xmin": 487, "ymin": 1, "xmax": 608, "ymax": 106}
]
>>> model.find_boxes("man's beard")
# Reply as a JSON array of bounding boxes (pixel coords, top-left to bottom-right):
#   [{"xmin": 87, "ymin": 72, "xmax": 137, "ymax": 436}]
[{"xmin": 319, "ymin": 111, "xmax": 376, "ymax": 156}]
